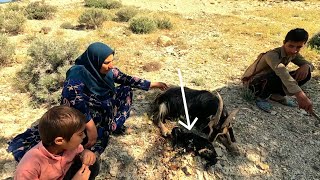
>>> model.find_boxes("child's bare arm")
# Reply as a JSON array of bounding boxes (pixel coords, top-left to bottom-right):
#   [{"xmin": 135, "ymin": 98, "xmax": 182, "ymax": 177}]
[{"xmin": 80, "ymin": 149, "xmax": 96, "ymax": 166}]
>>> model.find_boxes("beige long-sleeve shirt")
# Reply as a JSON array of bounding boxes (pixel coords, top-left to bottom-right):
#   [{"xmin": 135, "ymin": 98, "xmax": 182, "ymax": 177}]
[{"xmin": 242, "ymin": 46, "xmax": 314, "ymax": 94}]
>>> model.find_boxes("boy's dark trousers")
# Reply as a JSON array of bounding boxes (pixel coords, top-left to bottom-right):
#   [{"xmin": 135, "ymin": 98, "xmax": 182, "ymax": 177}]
[
  {"xmin": 249, "ymin": 69, "xmax": 311, "ymax": 99},
  {"xmin": 63, "ymin": 155, "xmax": 100, "ymax": 180}
]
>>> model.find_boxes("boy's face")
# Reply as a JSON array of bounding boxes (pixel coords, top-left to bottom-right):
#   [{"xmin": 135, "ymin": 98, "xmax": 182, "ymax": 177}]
[
  {"xmin": 283, "ymin": 40, "xmax": 305, "ymax": 57},
  {"xmin": 63, "ymin": 125, "xmax": 86, "ymax": 150}
]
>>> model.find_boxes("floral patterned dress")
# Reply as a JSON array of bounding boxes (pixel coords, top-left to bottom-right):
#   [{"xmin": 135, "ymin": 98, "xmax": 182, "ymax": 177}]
[{"xmin": 8, "ymin": 68, "xmax": 151, "ymax": 161}]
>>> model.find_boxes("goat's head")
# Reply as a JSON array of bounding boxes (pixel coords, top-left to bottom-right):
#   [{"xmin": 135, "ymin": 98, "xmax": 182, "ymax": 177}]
[{"xmin": 207, "ymin": 92, "xmax": 239, "ymax": 144}]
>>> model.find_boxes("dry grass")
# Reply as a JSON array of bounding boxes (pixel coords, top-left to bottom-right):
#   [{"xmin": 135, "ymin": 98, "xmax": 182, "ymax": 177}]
[{"xmin": 0, "ymin": 0, "xmax": 320, "ymax": 179}]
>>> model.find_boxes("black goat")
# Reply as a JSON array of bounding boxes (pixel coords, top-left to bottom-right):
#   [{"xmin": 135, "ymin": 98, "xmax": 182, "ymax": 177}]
[
  {"xmin": 151, "ymin": 87, "xmax": 239, "ymax": 153},
  {"xmin": 171, "ymin": 127, "xmax": 218, "ymax": 169}
]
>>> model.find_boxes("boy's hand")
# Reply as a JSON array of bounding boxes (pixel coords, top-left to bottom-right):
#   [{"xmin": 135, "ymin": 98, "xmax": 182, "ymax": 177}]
[
  {"xmin": 84, "ymin": 119, "xmax": 97, "ymax": 148},
  {"xmin": 293, "ymin": 64, "xmax": 310, "ymax": 81},
  {"xmin": 72, "ymin": 164, "xmax": 91, "ymax": 180},
  {"xmin": 80, "ymin": 149, "xmax": 96, "ymax": 166},
  {"xmin": 295, "ymin": 91, "xmax": 313, "ymax": 113}
]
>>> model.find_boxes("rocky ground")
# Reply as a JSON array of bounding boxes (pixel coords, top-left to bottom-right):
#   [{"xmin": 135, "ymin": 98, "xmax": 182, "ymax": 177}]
[{"xmin": 0, "ymin": 0, "xmax": 319, "ymax": 179}]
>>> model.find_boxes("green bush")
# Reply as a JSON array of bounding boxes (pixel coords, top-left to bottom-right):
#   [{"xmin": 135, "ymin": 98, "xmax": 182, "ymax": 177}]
[
  {"xmin": 308, "ymin": 32, "xmax": 320, "ymax": 51},
  {"xmin": 129, "ymin": 17, "xmax": 156, "ymax": 34},
  {"xmin": 18, "ymin": 38, "xmax": 79, "ymax": 105},
  {"xmin": 240, "ymin": 86, "xmax": 255, "ymax": 103},
  {"xmin": 115, "ymin": 7, "xmax": 137, "ymax": 22},
  {"xmin": 60, "ymin": 22, "xmax": 74, "ymax": 29},
  {"xmin": 156, "ymin": 17, "xmax": 173, "ymax": 30},
  {"xmin": 25, "ymin": 1, "xmax": 57, "ymax": 20},
  {"xmin": 84, "ymin": 0, "xmax": 122, "ymax": 9},
  {"xmin": 0, "ymin": 34, "xmax": 15, "ymax": 66},
  {"xmin": 1, "ymin": 11, "xmax": 26, "ymax": 35},
  {"xmin": 78, "ymin": 9, "xmax": 108, "ymax": 29}
]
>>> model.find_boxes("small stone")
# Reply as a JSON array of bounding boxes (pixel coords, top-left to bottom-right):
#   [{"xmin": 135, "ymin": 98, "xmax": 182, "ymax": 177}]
[
  {"xmin": 283, "ymin": 115, "xmax": 289, "ymax": 119},
  {"xmin": 271, "ymin": 111, "xmax": 277, "ymax": 115},
  {"xmin": 300, "ymin": 110, "xmax": 308, "ymax": 115},
  {"xmin": 257, "ymin": 162, "xmax": 269, "ymax": 170},
  {"xmin": 214, "ymin": 147, "xmax": 223, "ymax": 157},
  {"xmin": 157, "ymin": 35, "xmax": 173, "ymax": 47},
  {"xmin": 109, "ymin": 165, "xmax": 118, "ymax": 177},
  {"xmin": 181, "ymin": 166, "xmax": 192, "ymax": 176}
]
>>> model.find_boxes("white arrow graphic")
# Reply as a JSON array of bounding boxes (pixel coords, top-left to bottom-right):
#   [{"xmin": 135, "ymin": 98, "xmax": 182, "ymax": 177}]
[{"xmin": 177, "ymin": 69, "xmax": 198, "ymax": 130}]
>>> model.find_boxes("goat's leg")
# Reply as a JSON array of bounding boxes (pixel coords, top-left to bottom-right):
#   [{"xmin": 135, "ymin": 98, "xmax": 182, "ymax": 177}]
[
  {"xmin": 217, "ymin": 134, "xmax": 240, "ymax": 156},
  {"xmin": 158, "ymin": 121, "xmax": 170, "ymax": 137}
]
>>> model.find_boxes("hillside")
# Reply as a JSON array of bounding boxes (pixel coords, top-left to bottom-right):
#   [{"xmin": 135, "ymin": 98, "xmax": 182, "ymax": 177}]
[{"xmin": 0, "ymin": 0, "xmax": 319, "ymax": 179}]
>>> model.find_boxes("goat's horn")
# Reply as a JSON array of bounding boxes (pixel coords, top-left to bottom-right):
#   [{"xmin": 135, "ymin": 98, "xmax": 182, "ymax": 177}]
[
  {"xmin": 213, "ymin": 92, "xmax": 223, "ymax": 126},
  {"xmin": 221, "ymin": 108, "xmax": 239, "ymax": 128},
  {"xmin": 208, "ymin": 92, "xmax": 224, "ymax": 138}
]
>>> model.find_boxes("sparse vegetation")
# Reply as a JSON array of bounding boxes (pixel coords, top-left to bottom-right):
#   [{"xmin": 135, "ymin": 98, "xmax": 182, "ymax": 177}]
[
  {"xmin": 240, "ymin": 86, "xmax": 256, "ymax": 103},
  {"xmin": 1, "ymin": 1, "xmax": 320, "ymax": 180},
  {"xmin": 156, "ymin": 17, "xmax": 173, "ymax": 30},
  {"xmin": 0, "ymin": 34, "xmax": 15, "ymax": 66},
  {"xmin": 84, "ymin": 0, "xmax": 122, "ymax": 9},
  {"xmin": 0, "ymin": 10, "xmax": 26, "ymax": 35},
  {"xmin": 115, "ymin": 7, "xmax": 138, "ymax": 22},
  {"xmin": 129, "ymin": 17, "xmax": 156, "ymax": 34},
  {"xmin": 142, "ymin": 61, "xmax": 162, "ymax": 72},
  {"xmin": 40, "ymin": 26, "xmax": 51, "ymax": 34},
  {"xmin": 25, "ymin": 1, "xmax": 57, "ymax": 20},
  {"xmin": 191, "ymin": 77, "xmax": 206, "ymax": 86},
  {"xmin": 60, "ymin": 22, "xmax": 74, "ymax": 29},
  {"xmin": 78, "ymin": 8, "xmax": 108, "ymax": 29},
  {"xmin": 17, "ymin": 38, "xmax": 79, "ymax": 105},
  {"xmin": 308, "ymin": 32, "xmax": 320, "ymax": 51}
]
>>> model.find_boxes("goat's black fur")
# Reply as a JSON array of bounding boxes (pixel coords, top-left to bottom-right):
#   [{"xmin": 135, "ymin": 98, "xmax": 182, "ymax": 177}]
[
  {"xmin": 171, "ymin": 127, "xmax": 218, "ymax": 169},
  {"xmin": 152, "ymin": 87, "xmax": 230, "ymax": 138}
]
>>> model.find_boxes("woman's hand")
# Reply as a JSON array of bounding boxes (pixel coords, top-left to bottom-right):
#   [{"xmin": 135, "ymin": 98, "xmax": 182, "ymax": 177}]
[
  {"xmin": 84, "ymin": 119, "xmax": 98, "ymax": 148},
  {"xmin": 80, "ymin": 149, "xmax": 96, "ymax": 166},
  {"xmin": 150, "ymin": 82, "xmax": 168, "ymax": 91}
]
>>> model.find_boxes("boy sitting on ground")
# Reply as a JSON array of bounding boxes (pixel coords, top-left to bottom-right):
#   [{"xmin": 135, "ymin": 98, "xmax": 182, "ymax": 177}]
[
  {"xmin": 242, "ymin": 28, "xmax": 314, "ymax": 113},
  {"xmin": 14, "ymin": 105, "xmax": 100, "ymax": 180}
]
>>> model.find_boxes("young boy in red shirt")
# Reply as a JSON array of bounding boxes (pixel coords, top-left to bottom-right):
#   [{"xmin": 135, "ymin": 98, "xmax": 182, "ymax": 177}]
[{"xmin": 14, "ymin": 105, "xmax": 100, "ymax": 180}]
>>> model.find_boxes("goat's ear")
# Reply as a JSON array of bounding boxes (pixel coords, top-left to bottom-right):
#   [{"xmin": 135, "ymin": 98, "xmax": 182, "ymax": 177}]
[{"xmin": 221, "ymin": 108, "xmax": 239, "ymax": 128}]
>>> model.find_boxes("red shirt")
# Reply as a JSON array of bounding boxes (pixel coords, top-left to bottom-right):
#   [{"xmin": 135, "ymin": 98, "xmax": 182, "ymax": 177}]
[{"xmin": 14, "ymin": 141, "xmax": 84, "ymax": 180}]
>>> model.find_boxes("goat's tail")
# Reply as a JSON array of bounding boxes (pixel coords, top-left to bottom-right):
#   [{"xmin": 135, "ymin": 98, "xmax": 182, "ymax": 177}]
[{"xmin": 157, "ymin": 102, "xmax": 169, "ymax": 122}]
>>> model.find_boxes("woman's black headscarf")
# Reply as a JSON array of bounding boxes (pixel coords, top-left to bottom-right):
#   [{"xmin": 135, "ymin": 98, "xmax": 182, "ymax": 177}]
[{"xmin": 66, "ymin": 42, "xmax": 115, "ymax": 96}]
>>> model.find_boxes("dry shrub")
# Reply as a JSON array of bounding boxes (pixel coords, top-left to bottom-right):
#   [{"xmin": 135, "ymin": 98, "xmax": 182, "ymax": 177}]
[
  {"xmin": 142, "ymin": 61, "xmax": 162, "ymax": 72},
  {"xmin": 129, "ymin": 17, "xmax": 156, "ymax": 34},
  {"xmin": 0, "ymin": 34, "xmax": 15, "ymax": 66},
  {"xmin": 84, "ymin": 0, "xmax": 122, "ymax": 9},
  {"xmin": 240, "ymin": 86, "xmax": 256, "ymax": 103},
  {"xmin": 25, "ymin": 1, "xmax": 57, "ymax": 20},
  {"xmin": 115, "ymin": 7, "xmax": 138, "ymax": 22},
  {"xmin": 156, "ymin": 17, "xmax": 173, "ymax": 30},
  {"xmin": 308, "ymin": 32, "xmax": 320, "ymax": 52},
  {"xmin": 1, "ymin": 11, "xmax": 26, "ymax": 35},
  {"xmin": 78, "ymin": 9, "xmax": 108, "ymax": 29},
  {"xmin": 60, "ymin": 22, "xmax": 74, "ymax": 29},
  {"xmin": 17, "ymin": 37, "xmax": 79, "ymax": 105}
]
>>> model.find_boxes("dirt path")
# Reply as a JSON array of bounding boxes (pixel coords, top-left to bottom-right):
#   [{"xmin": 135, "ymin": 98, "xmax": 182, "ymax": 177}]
[{"xmin": 0, "ymin": 0, "xmax": 319, "ymax": 179}]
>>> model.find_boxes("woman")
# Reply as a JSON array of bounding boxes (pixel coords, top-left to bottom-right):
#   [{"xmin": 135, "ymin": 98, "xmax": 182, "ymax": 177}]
[{"xmin": 8, "ymin": 42, "xmax": 168, "ymax": 161}]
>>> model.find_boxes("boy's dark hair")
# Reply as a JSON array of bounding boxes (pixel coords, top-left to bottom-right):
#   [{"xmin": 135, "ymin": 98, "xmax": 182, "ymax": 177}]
[
  {"xmin": 284, "ymin": 28, "xmax": 309, "ymax": 43},
  {"xmin": 38, "ymin": 105, "xmax": 86, "ymax": 146}
]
